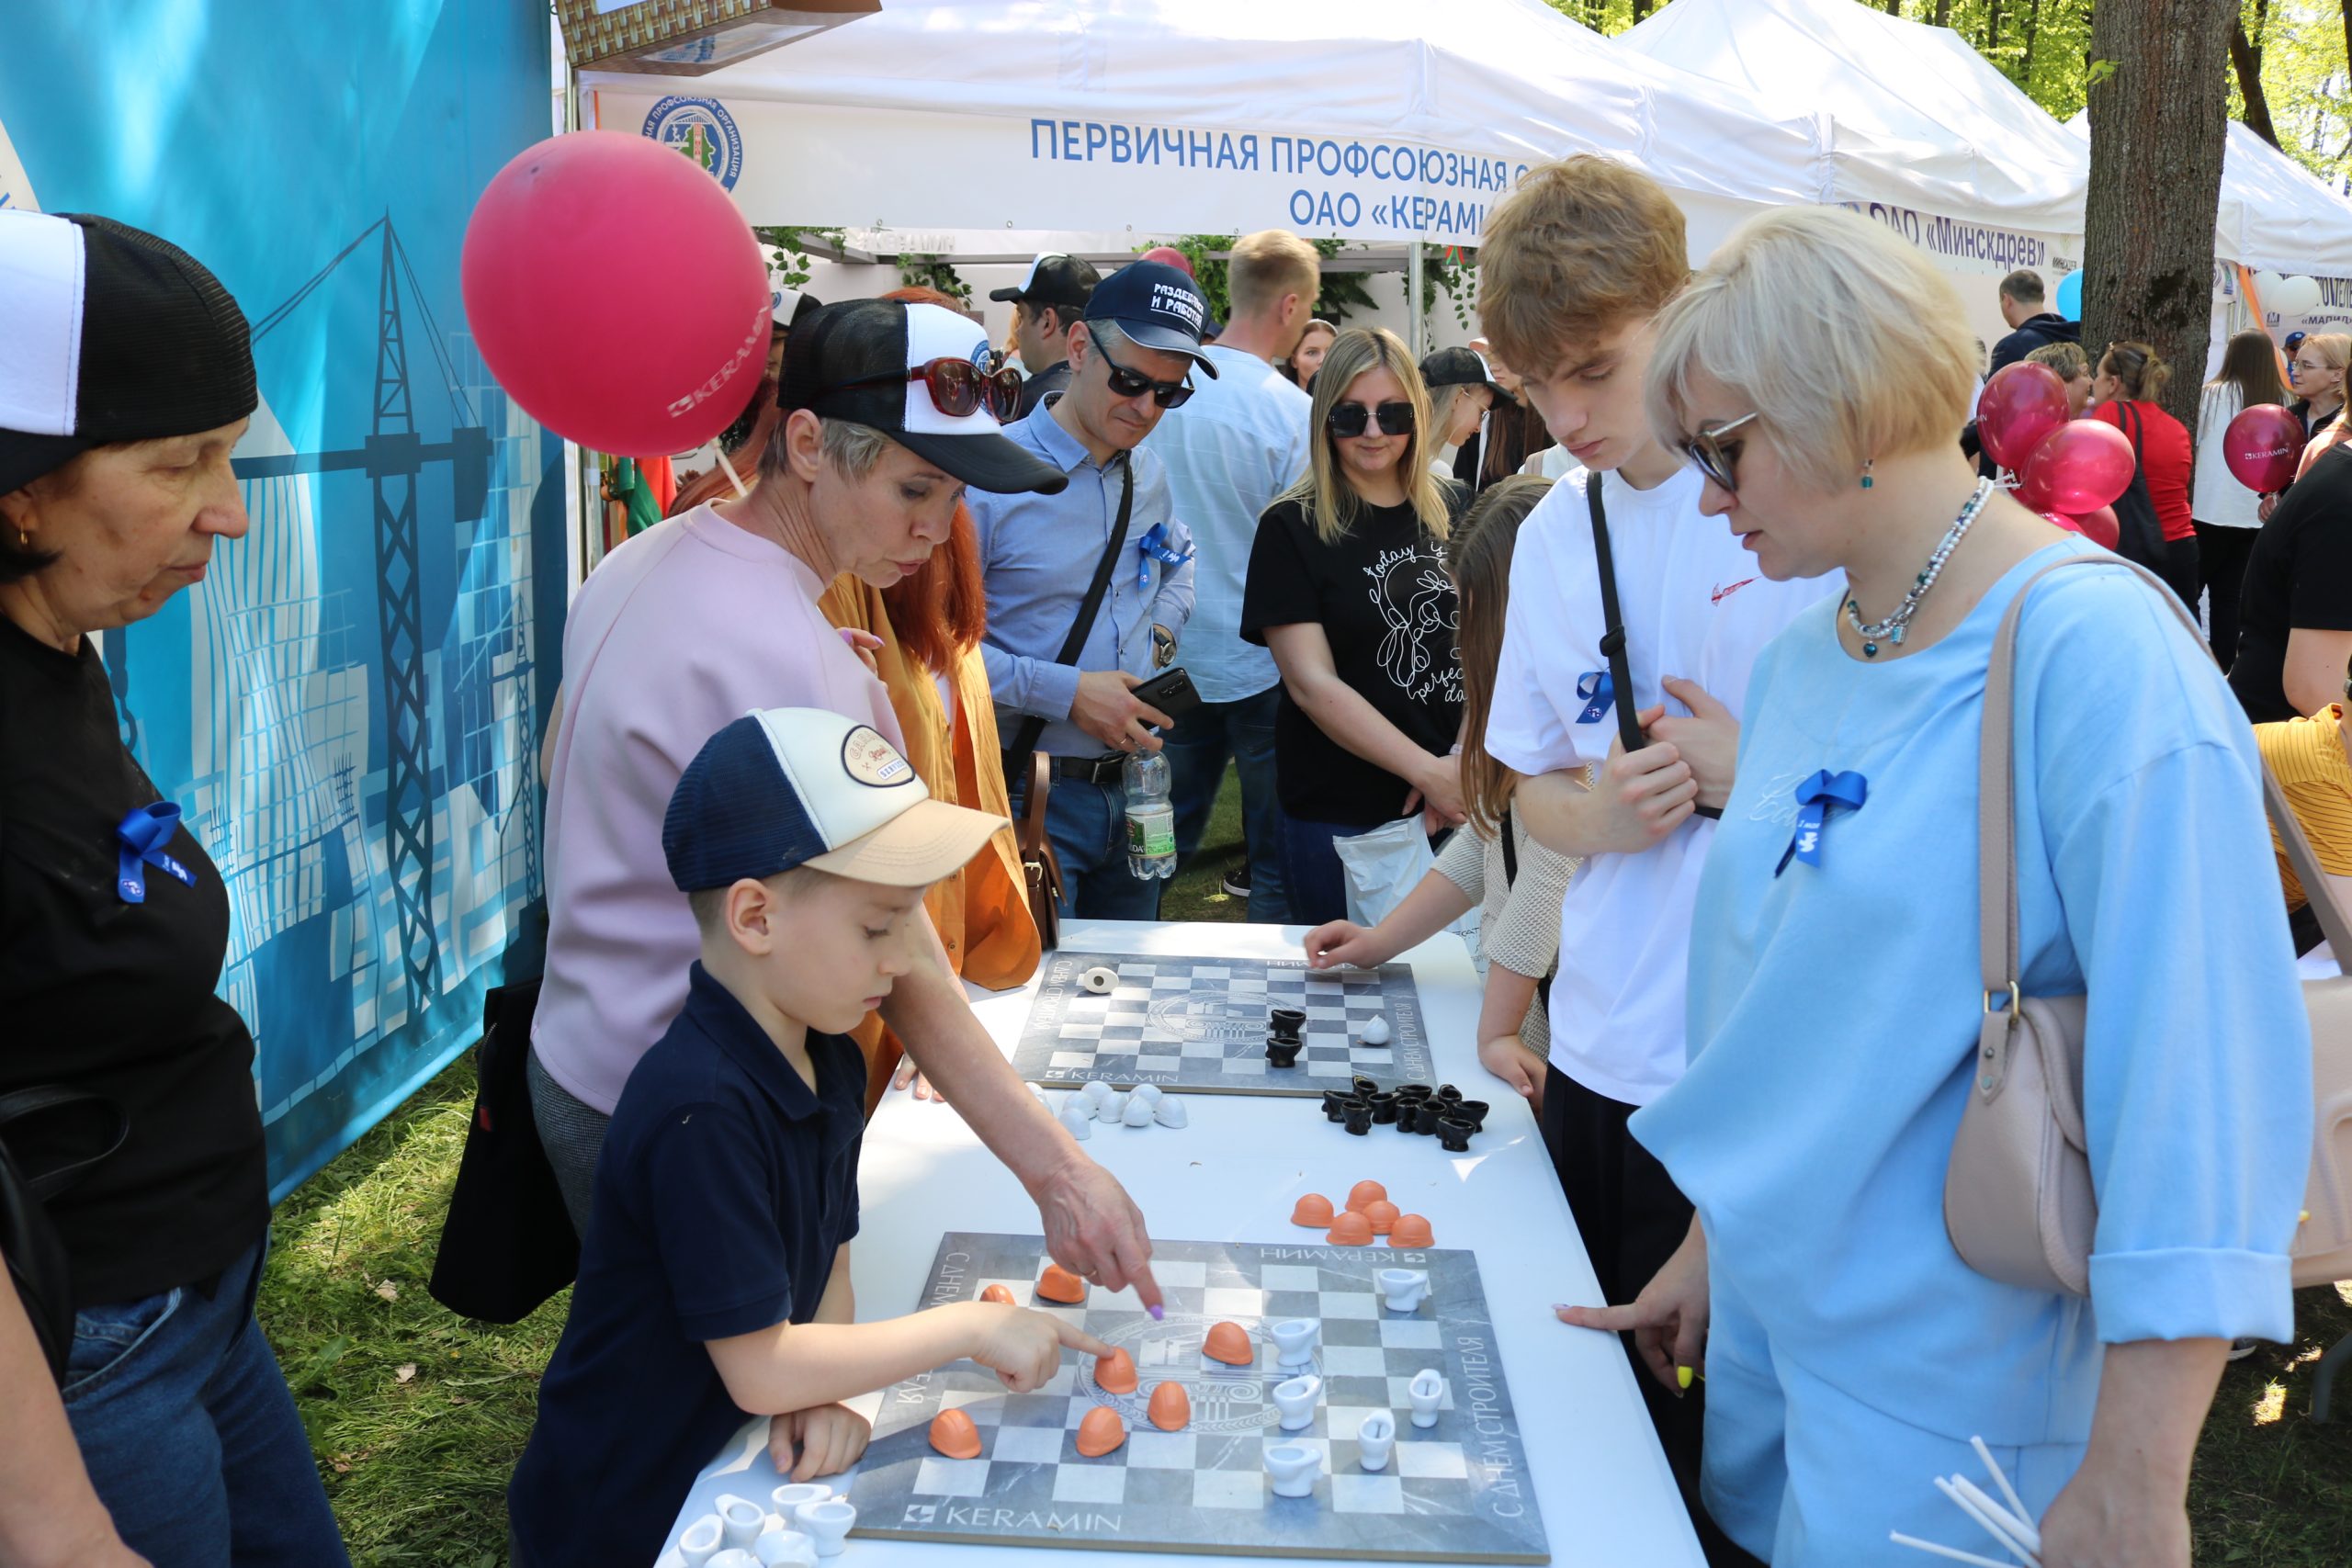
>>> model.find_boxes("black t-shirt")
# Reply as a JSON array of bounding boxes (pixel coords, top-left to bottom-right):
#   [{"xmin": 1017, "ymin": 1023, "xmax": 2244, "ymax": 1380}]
[
  {"xmin": 1241, "ymin": 492, "xmax": 1464, "ymax": 825},
  {"xmin": 0, "ymin": 617, "xmax": 267, "ymax": 1306},
  {"xmin": 2231, "ymin": 445, "xmax": 2352, "ymax": 723},
  {"xmin": 1016, "ymin": 360, "xmax": 1072, "ymax": 419}
]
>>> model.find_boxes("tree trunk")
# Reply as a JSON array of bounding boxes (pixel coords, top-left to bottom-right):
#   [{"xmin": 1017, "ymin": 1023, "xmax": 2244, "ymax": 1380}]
[
  {"xmin": 2084, "ymin": 0, "xmax": 2233, "ymax": 436},
  {"xmin": 2233, "ymin": 22, "xmax": 2278, "ymax": 148},
  {"xmin": 1933, "ymin": 0, "xmax": 1952, "ymax": 27},
  {"xmin": 2343, "ymin": 0, "xmax": 2352, "ymax": 108},
  {"xmin": 2018, "ymin": 0, "xmax": 2042, "ymax": 89},
  {"xmin": 1630, "ymin": 0, "xmax": 1653, "ymax": 21},
  {"xmin": 1984, "ymin": 0, "xmax": 2004, "ymax": 55}
]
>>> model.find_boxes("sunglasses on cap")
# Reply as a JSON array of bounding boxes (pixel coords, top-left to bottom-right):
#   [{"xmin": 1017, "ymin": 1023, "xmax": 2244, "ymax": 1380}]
[
  {"xmin": 833, "ymin": 355, "xmax": 1023, "ymax": 423},
  {"xmin": 1680, "ymin": 411, "xmax": 1759, "ymax": 493},
  {"xmin": 1328, "ymin": 400, "xmax": 1415, "ymax": 438},
  {"xmin": 1093, "ymin": 341, "xmax": 1194, "ymax": 409}
]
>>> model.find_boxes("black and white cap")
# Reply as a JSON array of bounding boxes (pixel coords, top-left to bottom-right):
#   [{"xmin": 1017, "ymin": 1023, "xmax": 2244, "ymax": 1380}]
[
  {"xmin": 0, "ymin": 211, "xmax": 257, "ymax": 495},
  {"xmin": 988, "ymin": 252, "xmax": 1101, "ymax": 310},
  {"xmin": 781, "ymin": 299, "xmax": 1066, "ymax": 495}
]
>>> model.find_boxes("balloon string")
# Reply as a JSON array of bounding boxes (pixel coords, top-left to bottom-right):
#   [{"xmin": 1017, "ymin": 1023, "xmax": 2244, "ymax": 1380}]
[{"xmin": 718, "ymin": 449, "xmax": 750, "ymax": 500}]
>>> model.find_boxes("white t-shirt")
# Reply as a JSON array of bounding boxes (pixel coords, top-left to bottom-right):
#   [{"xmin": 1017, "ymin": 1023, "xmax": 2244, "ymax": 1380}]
[{"xmin": 1484, "ymin": 465, "xmax": 1834, "ymax": 1106}]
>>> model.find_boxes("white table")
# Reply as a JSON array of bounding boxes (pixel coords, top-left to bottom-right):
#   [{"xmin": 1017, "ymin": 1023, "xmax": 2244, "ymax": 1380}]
[{"xmin": 669, "ymin": 920, "xmax": 1702, "ymax": 1566}]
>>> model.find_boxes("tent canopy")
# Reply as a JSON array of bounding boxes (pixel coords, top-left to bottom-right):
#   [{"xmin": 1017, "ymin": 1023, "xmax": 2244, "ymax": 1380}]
[
  {"xmin": 583, "ymin": 0, "xmax": 1835, "ymax": 245},
  {"xmin": 2057, "ymin": 115, "xmax": 2352, "ymax": 281}
]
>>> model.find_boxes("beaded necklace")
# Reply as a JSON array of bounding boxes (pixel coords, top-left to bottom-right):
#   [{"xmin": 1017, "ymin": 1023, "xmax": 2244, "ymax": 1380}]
[{"xmin": 1844, "ymin": 478, "xmax": 1993, "ymax": 658}]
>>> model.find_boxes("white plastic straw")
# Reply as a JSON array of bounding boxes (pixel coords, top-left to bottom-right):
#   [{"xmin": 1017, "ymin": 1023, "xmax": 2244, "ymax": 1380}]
[
  {"xmin": 1890, "ymin": 1531, "xmax": 2019, "ymax": 1568},
  {"xmin": 1951, "ymin": 1474, "xmax": 2042, "ymax": 1557},
  {"xmin": 1933, "ymin": 1477, "xmax": 2042, "ymax": 1568},
  {"xmin": 1970, "ymin": 1436, "xmax": 2034, "ymax": 1532}
]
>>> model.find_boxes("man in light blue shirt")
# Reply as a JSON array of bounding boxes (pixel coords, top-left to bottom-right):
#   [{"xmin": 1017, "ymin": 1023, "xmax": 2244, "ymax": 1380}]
[
  {"xmin": 1145, "ymin": 230, "xmax": 1321, "ymax": 919},
  {"xmin": 973, "ymin": 260, "xmax": 1210, "ymax": 919}
]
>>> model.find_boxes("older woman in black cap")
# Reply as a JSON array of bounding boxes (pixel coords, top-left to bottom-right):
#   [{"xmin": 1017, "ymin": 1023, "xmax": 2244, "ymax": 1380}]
[{"xmin": 0, "ymin": 212, "xmax": 349, "ymax": 1567}]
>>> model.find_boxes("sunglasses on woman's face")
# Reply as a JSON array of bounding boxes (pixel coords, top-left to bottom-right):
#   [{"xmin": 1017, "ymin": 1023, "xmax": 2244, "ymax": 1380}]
[
  {"xmin": 1094, "ymin": 342, "xmax": 1194, "ymax": 409},
  {"xmin": 1328, "ymin": 400, "xmax": 1415, "ymax": 438},
  {"xmin": 833, "ymin": 355, "xmax": 1023, "ymax": 423},
  {"xmin": 1680, "ymin": 411, "xmax": 1760, "ymax": 493}
]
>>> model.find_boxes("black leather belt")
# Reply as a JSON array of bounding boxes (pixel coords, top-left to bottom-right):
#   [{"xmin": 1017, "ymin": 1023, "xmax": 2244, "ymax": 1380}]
[{"xmin": 1006, "ymin": 751, "xmax": 1127, "ymax": 786}]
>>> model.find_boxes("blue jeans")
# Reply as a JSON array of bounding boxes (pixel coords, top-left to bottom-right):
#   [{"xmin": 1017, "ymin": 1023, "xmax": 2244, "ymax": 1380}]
[
  {"xmin": 1278, "ymin": 813, "xmax": 1395, "ymax": 928},
  {"xmin": 1162, "ymin": 685, "xmax": 1291, "ymax": 922},
  {"xmin": 1012, "ymin": 768, "xmax": 1165, "ymax": 922},
  {"xmin": 62, "ymin": 1234, "xmax": 350, "ymax": 1568}
]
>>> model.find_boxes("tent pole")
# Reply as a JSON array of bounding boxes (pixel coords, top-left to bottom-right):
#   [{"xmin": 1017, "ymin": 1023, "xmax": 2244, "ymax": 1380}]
[{"xmin": 1408, "ymin": 241, "xmax": 1426, "ymax": 357}]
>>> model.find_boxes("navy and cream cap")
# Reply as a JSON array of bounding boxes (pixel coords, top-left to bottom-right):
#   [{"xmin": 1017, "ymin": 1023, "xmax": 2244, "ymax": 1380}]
[{"xmin": 664, "ymin": 706, "xmax": 1008, "ymax": 893}]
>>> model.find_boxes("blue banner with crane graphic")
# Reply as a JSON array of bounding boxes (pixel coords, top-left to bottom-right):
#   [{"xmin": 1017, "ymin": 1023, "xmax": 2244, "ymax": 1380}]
[{"xmin": 0, "ymin": 6, "xmax": 566, "ymax": 1198}]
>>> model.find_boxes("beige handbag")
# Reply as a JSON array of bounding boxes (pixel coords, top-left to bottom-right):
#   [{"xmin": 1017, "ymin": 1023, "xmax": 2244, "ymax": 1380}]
[{"xmin": 1947, "ymin": 554, "xmax": 2352, "ymax": 1295}]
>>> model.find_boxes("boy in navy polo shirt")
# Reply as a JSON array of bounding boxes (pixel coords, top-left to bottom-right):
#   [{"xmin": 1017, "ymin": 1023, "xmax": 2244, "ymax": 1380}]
[{"xmin": 508, "ymin": 707, "xmax": 1114, "ymax": 1567}]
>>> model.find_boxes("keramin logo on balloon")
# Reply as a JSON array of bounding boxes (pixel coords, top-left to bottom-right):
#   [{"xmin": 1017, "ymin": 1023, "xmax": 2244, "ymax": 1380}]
[{"xmin": 665, "ymin": 302, "xmax": 770, "ymax": 421}]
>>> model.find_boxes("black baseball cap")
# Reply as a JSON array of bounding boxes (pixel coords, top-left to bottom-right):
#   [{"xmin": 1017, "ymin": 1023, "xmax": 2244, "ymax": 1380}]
[
  {"xmin": 781, "ymin": 299, "xmax": 1066, "ymax": 494},
  {"xmin": 1084, "ymin": 261, "xmax": 1218, "ymax": 378},
  {"xmin": 1420, "ymin": 346, "xmax": 1504, "ymax": 399},
  {"xmin": 989, "ymin": 253, "xmax": 1101, "ymax": 310},
  {"xmin": 0, "ymin": 211, "xmax": 257, "ymax": 495}
]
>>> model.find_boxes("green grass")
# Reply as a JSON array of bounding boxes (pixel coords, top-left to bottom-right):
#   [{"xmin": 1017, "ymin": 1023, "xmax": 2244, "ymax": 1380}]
[{"xmin": 253, "ymin": 768, "xmax": 2352, "ymax": 1563}]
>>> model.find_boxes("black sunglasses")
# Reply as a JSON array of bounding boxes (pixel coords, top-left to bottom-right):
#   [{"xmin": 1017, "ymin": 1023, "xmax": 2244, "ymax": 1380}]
[
  {"xmin": 1094, "ymin": 341, "xmax": 1194, "ymax": 409},
  {"xmin": 1680, "ymin": 411, "xmax": 1759, "ymax": 493},
  {"xmin": 832, "ymin": 355, "xmax": 1022, "ymax": 423},
  {"xmin": 1328, "ymin": 400, "xmax": 1415, "ymax": 438}
]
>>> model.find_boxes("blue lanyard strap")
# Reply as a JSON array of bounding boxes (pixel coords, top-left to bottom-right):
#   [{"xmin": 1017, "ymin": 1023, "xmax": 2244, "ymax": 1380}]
[
  {"xmin": 1574, "ymin": 671, "xmax": 1614, "ymax": 724},
  {"xmin": 1135, "ymin": 522, "xmax": 1191, "ymax": 590},
  {"xmin": 1774, "ymin": 770, "xmax": 1868, "ymax": 877},
  {"xmin": 116, "ymin": 803, "xmax": 197, "ymax": 904}
]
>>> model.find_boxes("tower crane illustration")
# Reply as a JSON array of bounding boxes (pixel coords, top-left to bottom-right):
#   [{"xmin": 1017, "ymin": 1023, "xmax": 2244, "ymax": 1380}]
[{"xmin": 233, "ymin": 214, "xmax": 490, "ymax": 1010}]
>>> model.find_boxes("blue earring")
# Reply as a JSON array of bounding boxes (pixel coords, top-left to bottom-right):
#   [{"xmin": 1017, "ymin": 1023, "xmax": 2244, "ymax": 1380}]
[{"xmin": 1860, "ymin": 458, "xmax": 1875, "ymax": 490}]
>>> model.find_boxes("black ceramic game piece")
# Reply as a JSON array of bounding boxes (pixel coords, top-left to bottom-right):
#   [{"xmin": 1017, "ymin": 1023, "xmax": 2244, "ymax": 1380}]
[
  {"xmin": 1366, "ymin": 1090, "xmax": 1400, "ymax": 1124},
  {"xmin": 1391, "ymin": 1104, "xmax": 1420, "ymax": 1134},
  {"xmin": 1454, "ymin": 1100, "xmax": 1489, "ymax": 1131},
  {"xmin": 1351, "ymin": 1075, "xmax": 1380, "ymax": 1099},
  {"xmin": 1320, "ymin": 1089, "xmax": 1349, "ymax": 1122},
  {"xmin": 1265, "ymin": 1034, "xmax": 1304, "ymax": 1069},
  {"xmin": 1395, "ymin": 1083, "xmax": 1432, "ymax": 1100},
  {"xmin": 1342, "ymin": 1100, "xmax": 1373, "ymax": 1135},
  {"xmin": 1268, "ymin": 1007, "xmax": 1306, "ymax": 1042},
  {"xmin": 1412, "ymin": 1099, "xmax": 1445, "ymax": 1135},
  {"xmin": 1436, "ymin": 1116, "xmax": 1474, "ymax": 1152},
  {"xmin": 1435, "ymin": 1083, "xmax": 1464, "ymax": 1105}
]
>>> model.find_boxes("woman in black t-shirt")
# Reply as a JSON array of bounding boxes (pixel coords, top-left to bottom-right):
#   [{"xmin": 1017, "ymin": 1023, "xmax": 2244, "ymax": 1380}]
[
  {"xmin": 1242, "ymin": 328, "xmax": 1465, "ymax": 925},
  {"xmin": 2230, "ymin": 443, "xmax": 2352, "ymax": 724},
  {"xmin": 0, "ymin": 216, "xmax": 350, "ymax": 1565}
]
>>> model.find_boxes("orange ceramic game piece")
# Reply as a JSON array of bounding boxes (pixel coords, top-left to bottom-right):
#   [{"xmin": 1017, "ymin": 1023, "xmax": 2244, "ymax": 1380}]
[
  {"xmin": 929, "ymin": 1408, "xmax": 984, "ymax": 1459},
  {"xmin": 1363, "ymin": 1199, "xmax": 1400, "ymax": 1235},
  {"xmin": 1094, "ymin": 1347, "xmax": 1138, "ymax": 1393},
  {"xmin": 1388, "ymin": 1213, "xmax": 1434, "ymax": 1248},
  {"xmin": 1290, "ymin": 1192, "xmax": 1336, "ymax": 1227},
  {"xmin": 1035, "ymin": 1263, "xmax": 1088, "ymax": 1303},
  {"xmin": 1346, "ymin": 1179, "xmax": 1387, "ymax": 1213},
  {"xmin": 1203, "ymin": 1321, "xmax": 1253, "ymax": 1365},
  {"xmin": 1148, "ymin": 1381, "xmax": 1192, "ymax": 1431},
  {"xmin": 1327, "ymin": 1212, "xmax": 1374, "ymax": 1246},
  {"xmin": 1076, "ymin": 1405, "xmax": 1128, "ymax": 1457},
  {"xmin": 979, "ymin": 1283, "xmax": 1016, "ymax": 1304}
]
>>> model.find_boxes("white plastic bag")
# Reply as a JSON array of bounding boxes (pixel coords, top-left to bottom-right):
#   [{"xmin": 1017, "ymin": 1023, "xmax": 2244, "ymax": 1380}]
[{"xmin": 1333, "ymin": 818, "xmax": 1480, "ymax": 947}]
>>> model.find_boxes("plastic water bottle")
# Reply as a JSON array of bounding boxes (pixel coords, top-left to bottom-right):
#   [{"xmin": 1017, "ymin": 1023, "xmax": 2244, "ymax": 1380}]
[{"xmin": 1124, "ymin": 747, "xmax": 1178, "ymax": 881}]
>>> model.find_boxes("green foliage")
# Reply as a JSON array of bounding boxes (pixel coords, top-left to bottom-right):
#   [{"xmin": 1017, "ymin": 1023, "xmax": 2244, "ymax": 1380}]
[
  {"xmin": 751, "ymin": 225, "xmax": 845, "ymax": 291},
  {"xmin": 897, "ymin": 254, "xmax": 973, "ymax": 307},
  {"xmin": 1137, "ymin": 236, "xmax": 1378, "ymax": 328}
]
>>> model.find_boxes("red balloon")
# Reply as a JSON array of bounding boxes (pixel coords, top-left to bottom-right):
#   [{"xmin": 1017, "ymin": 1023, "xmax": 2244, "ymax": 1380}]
[
  {"xmin": 2042, "ymin": 506, "xmax": 2120, "ymax": 550},
  {"xmin": 2222, "ymin": 403, "xmax": 2306, "ymax": 493},
  {"xmin": 463, "ymin": 130, "xmax": 769, "ymax": 457},
  {"xmin": 1975, "ymin": 363, "xmax": 2072, "ymax": 470},
  {"xmin": 1138, "ymin": 245, "xmax": 1195, "ymax": 276},
  {"xmin": 2015, "ymin": 420, "xmax": 2135, "ymax": 513}
]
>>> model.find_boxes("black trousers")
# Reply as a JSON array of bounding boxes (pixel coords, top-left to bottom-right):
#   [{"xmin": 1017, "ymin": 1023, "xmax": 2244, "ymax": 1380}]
[
  {"xmin": 1541, "ymin": 1064, "xmax": 1764, "ymax": 1568},
  {"xmin": 2194, "ymin": 520, "xmax": 2259, "ymax": 669}
]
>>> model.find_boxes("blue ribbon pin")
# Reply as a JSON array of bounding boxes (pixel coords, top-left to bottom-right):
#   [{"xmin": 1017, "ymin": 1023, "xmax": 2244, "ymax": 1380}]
[
  {"xmin": 1774, "ymin": 770, "xmax": 1868, "ymax": 877},
  {"xmin": 1135, "ymin": 522, "xmax": 1192, "ymax": 590},
  {"xmin": 116, "ymin": 803, "xmax": 198, "ymax": 904},
  {"xmin": 1574, "ymin": 671, "xmax": 1614, "ymax": 725}
]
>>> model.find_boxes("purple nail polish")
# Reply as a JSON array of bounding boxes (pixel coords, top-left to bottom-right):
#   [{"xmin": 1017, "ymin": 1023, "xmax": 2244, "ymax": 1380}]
[{"xmin": 1148, "ymin": 1304, "xmax": 1165, "ymax": 1321}]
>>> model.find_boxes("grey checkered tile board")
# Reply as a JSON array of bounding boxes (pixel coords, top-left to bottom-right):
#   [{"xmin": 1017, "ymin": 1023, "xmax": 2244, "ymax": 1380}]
[
  {"xmin": 844, "ymin": 1232, "xmax": 1549, "ymax": 1563},
  {"xmin": 1013, "ymin": 951, "xmax": 1433, "ymax": 1097}
]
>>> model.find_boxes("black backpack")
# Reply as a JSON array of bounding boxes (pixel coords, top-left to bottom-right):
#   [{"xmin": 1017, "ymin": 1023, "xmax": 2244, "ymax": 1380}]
[{"xmin": 2107, "ymin": 403, "xmax": 2170, "ymax": 574}]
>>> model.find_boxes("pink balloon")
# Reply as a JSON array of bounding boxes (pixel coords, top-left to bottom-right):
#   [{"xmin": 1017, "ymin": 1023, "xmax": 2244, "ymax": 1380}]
[
  {"xmin": 1976, "ymin": 363, "xmax": 2072, "ymax": 471},
  {"xmin": 2015, "ymin": 420, "xmax": 2136, "ymax": 513},
  {"xmin": 1138, "ymin": 245, "xmax": 1195, "ymax": 277},
  {"xmin": 2043, "ymin": 505, "xmax": 2120, "ymax": 550},
  {"xmin": 2223, "ymin": 403, "xmax": 2306, "ymax": 493},
  {"xmin": 463, "ymin": 130, "xmax": 769, "ymax": 457}
]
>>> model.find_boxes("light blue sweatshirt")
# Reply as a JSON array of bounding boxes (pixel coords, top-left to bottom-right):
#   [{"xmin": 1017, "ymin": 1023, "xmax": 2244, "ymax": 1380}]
[{"xmin": 1633, "ymin": 543, "xmax": 2312, "ymax": 1444}]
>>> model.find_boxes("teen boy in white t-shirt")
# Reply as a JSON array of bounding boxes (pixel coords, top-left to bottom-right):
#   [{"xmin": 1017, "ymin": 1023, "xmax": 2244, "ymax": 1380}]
[{"xmin": 1475, "ymin": 157, "xmax": 1831, "ymax": 1566}]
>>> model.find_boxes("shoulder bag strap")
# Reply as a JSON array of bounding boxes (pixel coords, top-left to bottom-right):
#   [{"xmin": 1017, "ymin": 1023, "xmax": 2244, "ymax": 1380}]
[
  {"xmin": 1499, "ymin": 801, "xmax": 1519, "ymax": 887},
  {"xmin": 1587, "ymin": 477, "xmax": 1722, "ymax": 819},
  {"xmin": 1006, "ymin": 461, "xmax": 1136, "ymax": 764}
]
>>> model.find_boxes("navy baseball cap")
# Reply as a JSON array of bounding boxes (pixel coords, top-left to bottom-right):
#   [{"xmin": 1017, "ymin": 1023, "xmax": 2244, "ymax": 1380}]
[
  {"xmin": 664, "ymin": 707, "xmax": 1007, "ymax": 893},
  {"xmin": 1084, "ymin": 261, "xmax": 1218, "ymax": 378}
]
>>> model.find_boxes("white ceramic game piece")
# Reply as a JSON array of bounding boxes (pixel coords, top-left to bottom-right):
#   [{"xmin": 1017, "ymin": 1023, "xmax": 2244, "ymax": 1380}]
[
  {"xmin": 1272, "ymin": 1372, "xmax": 1322, "ymax": 1431},
  {"xmin": 1376, "ymin": 1268, "xmax": 1430, "ymax": 1313},
  {"xmin": 1096, "ymin": 1090, "xmax": 1128, "ymax": 1123},
  {"xmin": 1122, "ymin": 1094, "xmax": 1155, "ymax": 1127},
  {"xmin": 1080, "ymin": 964, "xmax": 1119, "ymax": 994},
  {"xmin": 677, "ymin": 1515, "xmax": 725, "ymax": 1567},
  {"xmin": 1360, "ymin": 1015, "xmax": 1392, "ymax": 1046},
  {"xmin": 1079, "ymin": 1078, "xmax": 1114, "ymax": 1109},
  {"xmin": 771, "ymin": 1483, "xmax": 832, "ymax": 1514},
  {"xmin": 754, "ymin": 1531, "xmax": 820, "ymax": 1568},
  {"xmin": 657, "ymin": 1552, "xmax": 689, "ymax": 1568},
  {"xmin": 707, "ymin": 1551, "xmax": 762, "ymax": 1568},
  {"xmin": 717, "ymin": 1495, "xmax": 766, "ymax": 1548},
  {"xmin": 1152, "ymin": 1096, "xmax": 1188, "ymax": 1129},
  {"xmin": 1355, "ymin": 1409, "xmax": 1398, "ymax": 1471},
  {"xmin": 1131, "ymin": 1081, "xmax": 1163, "ymax": 1105},
  {"xmin": 1264, "ymin": 1441, "xmax": 1323, "ymax": 1498},
  {"xmin": 793, "ymin": 1500, "xmax": 856, "ymax": 1558},
  {"xmin": 1270, "ymin": 1318, "xmax": 1320, "ymax": 1367},
  {"xmin": 1057, "ymin": 1104, "xmax": 1093, "ymax": 1142},
  {"xmin": 1408, "ymin": 1368, "xmax": 1447, "ymax": 1429}
]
